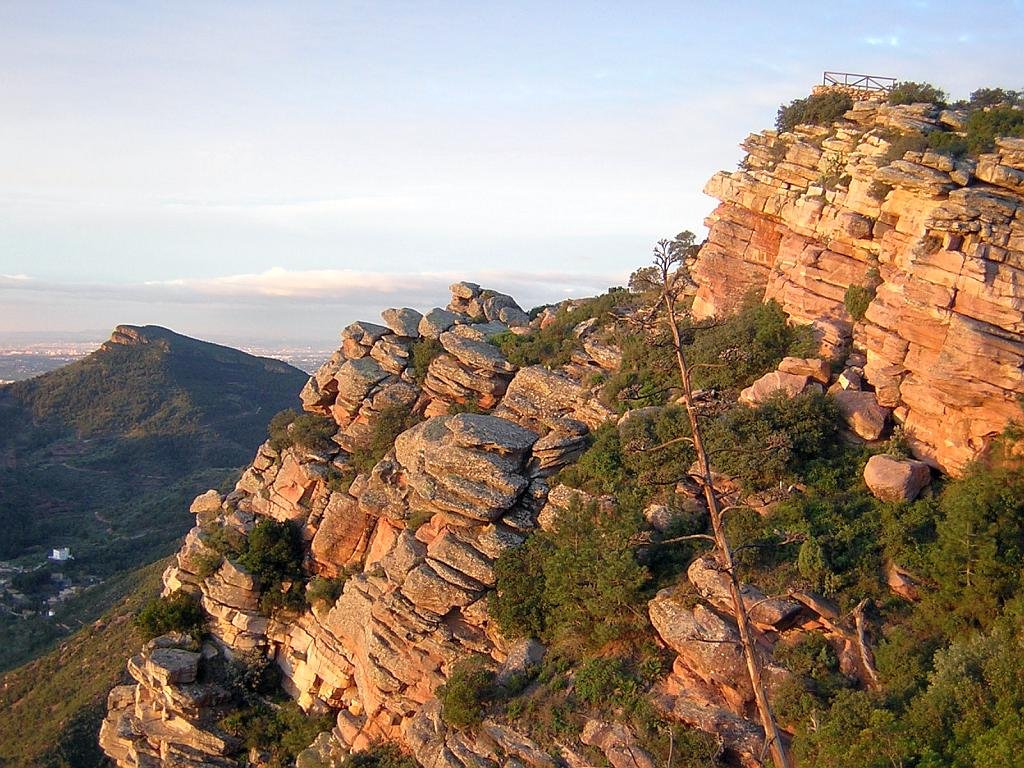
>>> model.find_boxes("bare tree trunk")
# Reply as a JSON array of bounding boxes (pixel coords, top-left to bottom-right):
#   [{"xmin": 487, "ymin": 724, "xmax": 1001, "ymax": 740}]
[{"xmin": 660, "ymin": 289, "xmax": 792, "ymax": 768}]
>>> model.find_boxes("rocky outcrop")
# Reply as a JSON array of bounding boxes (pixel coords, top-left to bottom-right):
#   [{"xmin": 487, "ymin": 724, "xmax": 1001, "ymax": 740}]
[
  {"xmin": 98, "ymin": 634, "xmax": 239, "ymax": 768},
  {"xmin": 105, "ymin": 283, "xmax": 624, "ymax": 768},
  {"xmin": 690, "ymin": 100, "xmax": 1024, "ymax": 473}
]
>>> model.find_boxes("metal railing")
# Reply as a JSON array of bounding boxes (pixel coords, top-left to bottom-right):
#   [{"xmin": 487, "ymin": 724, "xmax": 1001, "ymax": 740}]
[{"xmin": 822, "ymin": 71, "xmax": 897, "ymax": 92}]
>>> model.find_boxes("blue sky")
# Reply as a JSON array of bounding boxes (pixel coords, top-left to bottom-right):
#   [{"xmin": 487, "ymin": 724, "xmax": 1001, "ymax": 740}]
[{"xmin": 2, "ymin": 1, "xmax": 1022, "ymax": 345}]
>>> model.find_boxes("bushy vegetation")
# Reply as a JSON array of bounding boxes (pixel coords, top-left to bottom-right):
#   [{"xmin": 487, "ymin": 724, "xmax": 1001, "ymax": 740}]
[
  {"xmin": 602, "ymin": 297, "xmax": 815, "ymax": 411},
  {"xmin": 224, "ymin": 647, "xmax": 283, "ymax": 703},
  {"xmin": 844, "ymin": 283, "xmax": 876, "ymax": 321},
  {"xmin": 776, "ymin": 91, "xmax": 853, "ymax": 132},
  {"xmin": 134, "ymin": 592, "xmax": 205, "ymax": 640},
  {"xmin": 490, "ymin": 288, "xmax": 634, "ymax": 368},
  {"xmin": 306, "ymin": 575, "xmax": 348, "ymax": 608},
  {"xmin": 887, "ymin": 80, "xmax": 947, "ymax": 106},
  {"xmin": 877, "ymin": 84, "xmax": 1024, "ymax": 161},
  {"xmin": 408, "ymin": 337, "xmax": 443, "ymax": 384},
  {"xmin": 438, "ymin": 656, "xmax": 496, "ymax": 729},
  {"xmin": 268, "ymin": 408, "xmax": 337, "ymax": 453},
  {"xmin": 705, "ymin": 391, "xmax": 842, "ymax": 491},
  {"xmin": 340, "ymin": 742, "xmax": 418, "ymax": 768},
  {"xmin": 491, "ymin": 497, "xmax": 649, "ymax": 647},
  {"xmin": 350, "ymin": 403, "xmax": 420, "ymax": 473},
  {"xmin": 236, "ymin": 519, "xmax": 307, "ymax": 615},
  {"xmin": 219, "ymin": 700, "xmax": 334, "ymax": 768}
]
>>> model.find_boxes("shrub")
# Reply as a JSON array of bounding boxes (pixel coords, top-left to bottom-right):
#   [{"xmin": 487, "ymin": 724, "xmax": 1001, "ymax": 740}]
[
  {"xmin": 492, "ymin": 498, "xmax": 649, "ymax": 648},
  {"xmin": 350, "ymin": 404, "xmax": 420, "ymax": 473},
  {"xmin": 268, "ymin": 408, "xmax": 298, "ymax": 451},
  {"xmin": 844, "ymin": 284, "xmax": 875, "ymax": 321},
  {"xmin": 408, "ymin": 338, "xmax": 443, "ymax": 384},
  {"xmin": 881, "ymin": 131, "xmax": 930, "ymax": 164},
  {"xmin": 438, "ymin": 656, "xmax": 495, "ymax": 729},
  {"xmin": 888, "ymin": 81, "xmax": 947, "ymax": 106},
  {"xmin": 681, "ymin": 297, "xmax": 816, "ymax": 392},
  {"xmin": 573, "ymin": 657, "xmax": 639, "ymax": 708},
  {"xmin": 776, "ymin": 91, "xmax": 853, "ymax": 132},
  {"xmin": 134, "ymin": 592, "xmax": 205, "ymax": 640},
  {"xmin": 961, "ymin": 105, "xmax": 1024, "ymax": 155},
  {"xmin": 704, "ymin": 392, "xmax": 841, "ymax": 491},
  {"xmin": 219, "ymin": 701, "xmax": 334, "ymax": 767},
  {"xmin": 489, "ymin": 536, "xmax": 548, "ymax": 639},
  {"xmin": 225, "ymin": 647, "xmax": 282, "ymax": 702},
  {"xmin": 447, "ymin": 397, "xmax": 485, "ymax": 415},
  {"xmin": 289, "ymin": 413, "xmax": 337, "ymax": 451},
  {"xmin": 341, "ymin": 743, "xmax": 418, "ymax": 768},
  {"xmin": 192, "ymin": 549, "xmax": 223, "ymax": 578},
  {"xmin": 324, "ymin": 466, "xmax": 354, "ymax": 494},
  {"xmin": 268, "ymin": 409, "xmax": 336, "ymax": 453},
  {"xmin": 236, "ymin": 519, "xmax": 306, "ymax": 615},
  {"xmin": 307, "ymin": 575, "xmax": 347, "ymax": 608},
  {"xmin": 967, "ymin": 87, "xmax": 1022, "ymax": 109},
  {"xmin": 490, "ymin": 288, "xmax": 634, "ymax": 369}
]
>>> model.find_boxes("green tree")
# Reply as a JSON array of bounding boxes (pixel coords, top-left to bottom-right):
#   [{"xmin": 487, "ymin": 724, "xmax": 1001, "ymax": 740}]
[
  {"xmin": 888, "ymin": 81, "xmax": 947, "ymax": 106},
  {"xmin": 776, "ymin": 91, "xmax": 853, "ymax": 132},
  {"xmin": 134, "ymin": 592, "xmax": 205, "ymax": 640}
]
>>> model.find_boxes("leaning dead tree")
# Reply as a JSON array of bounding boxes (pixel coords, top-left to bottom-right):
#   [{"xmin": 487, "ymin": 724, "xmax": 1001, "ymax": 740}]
[{"xmin": 645, "ymin": 238, "xmax": 793, "ymax": 768}]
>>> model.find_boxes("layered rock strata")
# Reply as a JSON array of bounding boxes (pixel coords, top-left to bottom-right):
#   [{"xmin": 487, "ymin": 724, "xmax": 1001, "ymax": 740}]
[
  {"xmin": 103, "ymin": 284, "xmax": 621, "ymax": 768},
  {"xmin": 691, "ymin": 102, "xmax": 1024, "ymax": 473}
]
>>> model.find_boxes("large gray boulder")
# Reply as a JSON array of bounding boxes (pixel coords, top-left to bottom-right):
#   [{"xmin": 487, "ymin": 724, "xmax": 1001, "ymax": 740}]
[
  {"xmin": 863, "ymin": 454, "xmax": 931, "ymax": 501},
  {"xmin": 381, "ymin": 307, "xmax": 423, "ymax": 338},
  {"xmin": 833, "ymin": 390, "xmax": 890, "ymax": 440}
]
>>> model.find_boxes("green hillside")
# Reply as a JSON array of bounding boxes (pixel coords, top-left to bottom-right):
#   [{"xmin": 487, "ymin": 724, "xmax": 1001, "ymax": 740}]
[
  {"xmin": 0, "ymin": 326, "xmax": 308, "ymax": 671},
  {"xmin": 0, "ymin": 559, "xmax": 165, "ymax": 768}
]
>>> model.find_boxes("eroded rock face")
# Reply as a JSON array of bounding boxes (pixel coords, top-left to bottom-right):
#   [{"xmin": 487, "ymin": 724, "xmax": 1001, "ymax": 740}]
[
  {"xmin": 690, "ymin": 101, "xmax": 1024, "ymax": 473},
  {"xmin": 99, "ymin": 634, "xmax": 238, "ymax": 768}
]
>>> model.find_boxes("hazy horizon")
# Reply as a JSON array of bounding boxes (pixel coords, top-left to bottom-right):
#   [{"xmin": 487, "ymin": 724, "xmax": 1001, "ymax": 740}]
[{"xmin": 3, "ymin": 1, "xmax": 1024, "ymax": 346}]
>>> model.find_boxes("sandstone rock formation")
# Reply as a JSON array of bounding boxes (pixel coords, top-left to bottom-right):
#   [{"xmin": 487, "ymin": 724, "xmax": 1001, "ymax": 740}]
[
  {"xmin": 104, "ymin": 283, "xmax": 624, "ymax": 768},
  {"xmin": 100, "ymin": 103, "xmax": 1024, "ymax": 768},
  {"xmin": 690, "ymin": 101, "xmax": 1024, "ymax": 473}
]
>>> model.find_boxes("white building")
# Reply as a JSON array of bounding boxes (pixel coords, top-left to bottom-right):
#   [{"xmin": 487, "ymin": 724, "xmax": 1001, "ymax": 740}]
[{"xmin": 49, "ymin": 547, "xmax": 72, "ymax": 562}]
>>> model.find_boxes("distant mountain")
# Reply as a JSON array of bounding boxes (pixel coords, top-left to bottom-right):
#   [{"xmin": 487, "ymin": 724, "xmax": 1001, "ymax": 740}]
[{"xmin": 0, "ymin": 325, "xmax": 307, "ymax": 671}]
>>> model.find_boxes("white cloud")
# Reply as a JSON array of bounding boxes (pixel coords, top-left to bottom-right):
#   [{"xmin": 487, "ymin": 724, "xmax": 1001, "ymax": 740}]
[
  {"xmin": 864, "ymin": 35, "xmax": 901, "ymax": 48},
  {"xmin": 144, "ymin": 266, "xmax": 626, "ymax": 307}
]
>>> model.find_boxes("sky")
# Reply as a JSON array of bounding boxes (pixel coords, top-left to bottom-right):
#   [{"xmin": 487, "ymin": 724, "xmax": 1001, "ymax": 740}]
[{"xmin": 2, "ymin": 1, "xmax": 1023, "ymax": 347}]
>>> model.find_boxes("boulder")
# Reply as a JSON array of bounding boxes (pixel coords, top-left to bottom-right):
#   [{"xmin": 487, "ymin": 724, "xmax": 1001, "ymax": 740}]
[
  {"xmin": 144, "ymin": 647, "xmax": 200, "ymax": 686},
  {"xmin": 833, "ymin": 390, "xmax": 889, "ymax": 441},
  {"xmin": 777, "ymin": 356, "xmax": 831, "ymax": 384},
  {"xmin": 863, "ymin": 454, "xmax": 931, "ymax": 501},
  {"xmin": 381, "ymin": 307, "xmax": 423, "ymax": 338},
  {"xmin": 189, "ymin": 490, "xmax": 222, "ymax": 518},
  {"xmin": 342, "ymin": 321, "xmax": 390, "ymax": 346},
  {"xmin": 333, "ymin": 358, "xmax": 390, "ymax": 412},
  {"xmin": 498, "ymin": 306, "xmax": 531, "ymax": 327},
  {"xmin": 419, "ymin": 308, "xmax": 460, "ymax": 339},
  {"xmin": 687, "ymin": 556, "xmax": 802, "ymax": 630},
  {"xmin": 496, "ymin": 638, "xmax": 545, "ymax": 685},
  {"xmin": 393, "ymin": 415, "xmax": 536, "ymax": 524},
  {"xmin": 738, "ymin": 371, "xmax": 809, "ymax": 405},
  {"xmin": 449, "ymin": 281, "xmax": 481, "ymax": 300},
  {"xmin": 438, "ymin": 331, "xmax": 516, "ymax": 374},
  {"xmin": 581, "ymin": 720, "xmax": 656, "ymax": 768}
]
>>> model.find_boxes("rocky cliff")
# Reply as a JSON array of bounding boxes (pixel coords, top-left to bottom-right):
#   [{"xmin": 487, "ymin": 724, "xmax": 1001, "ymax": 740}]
[
  {"xmin": 98, "ymin": 99, "xmax": 1024, "ymax": 768},
  {"xmin": 691, "ymin": 100, "xmax": 1024, "ymax": 473}
]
